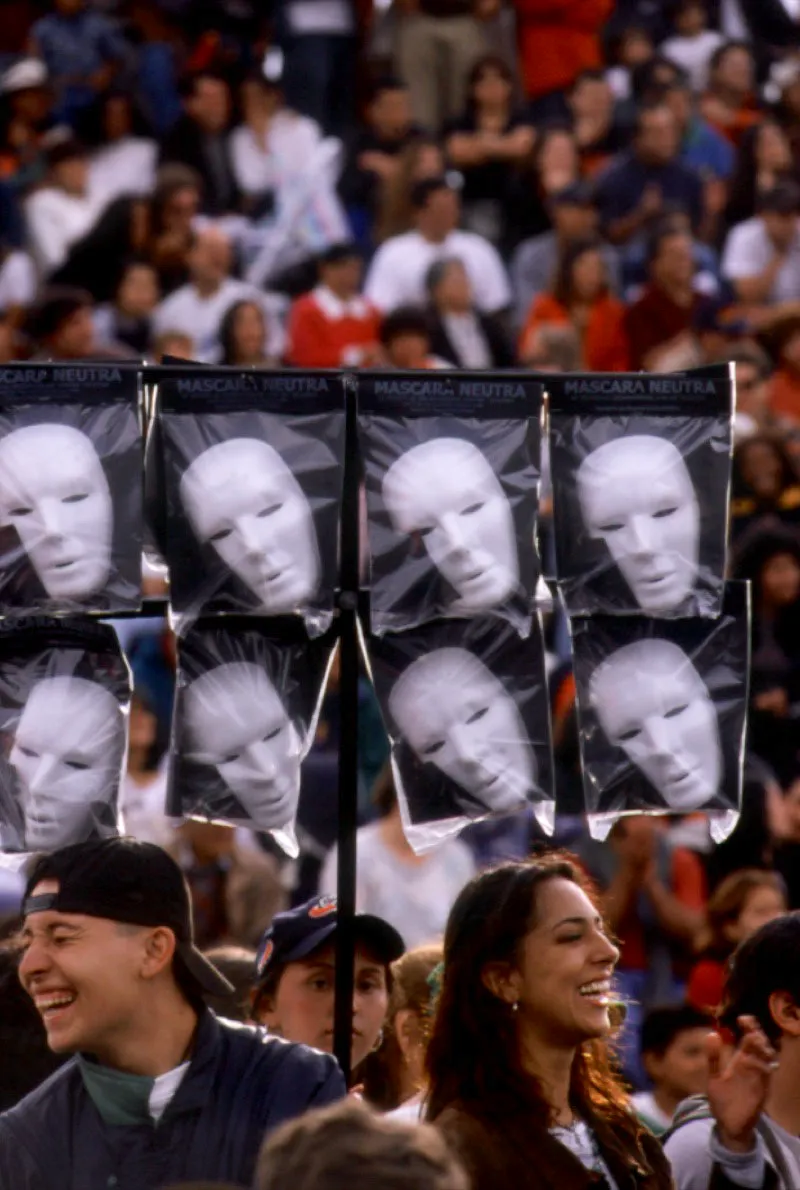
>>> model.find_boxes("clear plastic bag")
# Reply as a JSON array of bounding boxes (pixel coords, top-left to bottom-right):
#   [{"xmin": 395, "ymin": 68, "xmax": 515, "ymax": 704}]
[
  {"xmin": 569, "ymin": 581, "xmax": 750, "ymax": 842},
  {"xmin": 147, "ymin": 367, "xmax": 346, "ymax": 637},
  {"xmin": 0, "ymin": 617, "xmax": 131, "ymax": 866},
  {"xmin": 364, "ymin": 613, "xmax": 555, "ymax": 852},
  {"xmin": 357, "ymin": 371, "xmax": 544, "ymax": 636},
  {"xmin": 0, "ymin": 363, "xmax": 142, "ymax": 616},
  {"xmin": 547, "ymin": 365, "xmax": 734, "ymax": 619},
  {"xmin": 169, "ymin": 617, "xmax": 337, "ymax": 857}
]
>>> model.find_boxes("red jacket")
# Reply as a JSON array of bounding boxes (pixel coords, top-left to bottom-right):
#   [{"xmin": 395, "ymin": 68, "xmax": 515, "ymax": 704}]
[
  {"xmin": 287, "ymin": 287, "xmax": 381, "ymax": 368},
  {"xmin": 515, "ymin": 0, "xmax": 614, "ymax": 101}
]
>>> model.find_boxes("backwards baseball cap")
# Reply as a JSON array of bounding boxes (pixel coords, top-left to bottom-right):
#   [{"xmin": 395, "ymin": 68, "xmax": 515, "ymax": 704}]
[
  {"xmin": 23, "ymin": 838, "xmax": 234, "ymax": 998},
  {"xmin": 255, "ymin": 895, "xmax": 405, "ymax": 982}
]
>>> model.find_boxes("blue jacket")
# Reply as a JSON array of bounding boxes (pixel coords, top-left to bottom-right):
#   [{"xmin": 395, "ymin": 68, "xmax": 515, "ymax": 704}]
[{"xmin": 0, "ymin": 1011, "xmax": 345, "ymax": 1190}]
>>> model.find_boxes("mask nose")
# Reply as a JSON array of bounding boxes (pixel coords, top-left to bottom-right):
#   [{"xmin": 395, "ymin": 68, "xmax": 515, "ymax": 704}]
[
  {"xmin": 641, "ymin": 717, "xmax": 673, "ymax": 762},
  {"xmin": 242, "ymin": 740, "xmax": 279, "ymax": 781},
  {"xmin": 438, "ymin": 513, "xmax": 469, "ymax": 559},
  {"xmin": 38, "ymin": 499, "xmax": 66, "ymax": 542},
  {"xmin": 449, "ymin": 723, "xmax": 483, "ymax": 770},
  {"xmin": 624, "ymin": 515, "xmax": 657, "ymax": 559},
  {"xmin": 237, "ymin": 517, "xmax": 266, "ymax": 561}
]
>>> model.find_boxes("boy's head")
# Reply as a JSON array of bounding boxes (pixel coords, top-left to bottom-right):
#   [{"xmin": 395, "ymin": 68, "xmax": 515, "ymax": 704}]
[
  {"xmin": 640, "ymin": 1005, "xmax": 713, "ymax": 1098},
  {"xmin": 720, "ymin": 912, "xmax": 800, "ymax": 1047},
  {"xmin": 380, "ymin": 306, "xmax": 432, "ymax": 370},
  {"xmin": 673, "ymin": 0, "xmax": 707, "ymax": 37}
]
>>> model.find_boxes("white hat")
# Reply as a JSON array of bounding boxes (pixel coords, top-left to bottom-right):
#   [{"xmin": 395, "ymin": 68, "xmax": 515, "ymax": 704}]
[{"xmin": 2, "ymin": 58, "xmax": 48, "ymax": 95}]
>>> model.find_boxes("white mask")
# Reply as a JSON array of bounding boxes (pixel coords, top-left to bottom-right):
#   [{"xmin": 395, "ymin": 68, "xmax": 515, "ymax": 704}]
[
  {"xmin": 0, "ymin": 425, "xmax": 113, "ymax": 600},
  {"xmin": 11, "ymin": 676, "xmax": 125, "ymax": 851},
  {"xmin": 382, "ymin": 439, "xmax": 519, "ymax": 612},
  {"xmin": 179, "ymin": 438, "xmax": 320, "ymax": 614},
  {"xmin": 576, "ymin": 436, "xmax": 700, "ymax": 613},
  {"xmin": 389, "ymin": 647, "xmax": 535, "ymax": 814},
  {"xmin": 183, "ymin": 661, "xmax": 302, "ymax": 828},
  {"xmin": 590, "ymin": 638, "xmax": 722, "ymax": 811}
]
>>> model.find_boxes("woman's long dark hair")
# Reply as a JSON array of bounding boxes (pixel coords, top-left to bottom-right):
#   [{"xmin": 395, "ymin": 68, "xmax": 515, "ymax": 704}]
[
  {"xmin": 219, "ymin": 299, "xmax": 266, "ymax": 365},
  {"xmin": 424, "ymin": 855, "xmax": 636, "ymax": 1139}
]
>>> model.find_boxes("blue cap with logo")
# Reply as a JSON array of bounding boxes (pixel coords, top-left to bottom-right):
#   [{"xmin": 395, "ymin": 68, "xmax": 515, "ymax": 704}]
[{"xmin": 255, "ymin": 895, "xmax": 405, "ymax": 982}]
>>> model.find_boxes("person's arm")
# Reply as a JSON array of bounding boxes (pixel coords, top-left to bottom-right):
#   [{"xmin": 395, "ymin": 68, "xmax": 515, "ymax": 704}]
[
  {"xmin": 25, "ymin": 195, "xmax": 68, "ymax": 276},
  {"xmin": 445, "ymin": 130, "xmax": 491, "ymax": 168},
  {"xmin": 729, "ymin": 252, "xmax": 787, "ymax": 306},
  {"xmin": 642, "ymin": 847, "xmax": 705, "ymax": 944}
]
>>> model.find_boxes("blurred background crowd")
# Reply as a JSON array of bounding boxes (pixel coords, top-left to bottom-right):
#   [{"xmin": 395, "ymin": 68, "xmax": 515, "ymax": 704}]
[{"xmin": 2, "ymin": 0, "xmax": 800, "ymax": 1130}]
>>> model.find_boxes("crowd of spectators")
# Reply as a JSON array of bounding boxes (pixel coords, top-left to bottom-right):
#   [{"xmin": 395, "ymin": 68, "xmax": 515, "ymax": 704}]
[{"xmin": 4, "ymin": 0, "xmax": 800, "ymax": 1166}]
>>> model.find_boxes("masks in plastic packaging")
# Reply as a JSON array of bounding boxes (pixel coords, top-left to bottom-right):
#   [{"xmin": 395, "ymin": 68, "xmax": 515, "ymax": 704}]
[
  {"xmin": 547, "ymin": 366, "xmax": 733, "ymax": 618},
  {"xmin": 0, "ymin": 363, "xmax": 143, "ymax": 615},
  {"xmin": 365, "ymin": 614, "xmax": 554, "ymax": 852},
  {"xmin": 0, "ymin": 617, "xmax": 131, "ymax": 864},
  {"xmin": 570, "ymin": 581, "xmax": 750, "ymax": 842},
  {"xmin": 147, "ymin": 367, "xmax": 346, "ymax": 636},
  {"xmin": 357, "ymin": 371, "xmax": 544, "ymax": 636},
  {"xmin": 169, "ymin": 619, "xmax": 337, "ymax": 856}
]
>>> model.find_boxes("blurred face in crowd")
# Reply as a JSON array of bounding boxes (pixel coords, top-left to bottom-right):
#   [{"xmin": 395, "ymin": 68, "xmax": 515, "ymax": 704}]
[
  {"xmin": 652, "ymin": 231, "xmax": 694, "ymax": 290},
  {"xmin": 128, "ymin": 695, "xmax": 158, "ymax": 758},
  {"xmin": 472, "ymin": 62, "xmax": 512, "ymax": 110},
  {"xmin": 370, "ymin": 86, "xmax": 411, "ymax": 141},
  {"xmin": 416, "ymin": 187, "xmax": 459, "ymax": 242},
  {"xmin": 488, "ymin": 877, "xmax": 619, "ymax": 1048},
  {"xmin": 760, "ymin": 551, "xmax": 800, "ymax": 608},
  {"xmin": 757, "ymin": 121, "xmax": 793, "ymax": 173},
  {"xmin": 104, "ymin": 95, "xmax": 133, "ymax": 143},
  {"xmin": 163, "ymin": 184, "xmax": 200, "ymax": 234},
  {"xmin": 738, "ymin": 439, "xmax": 785, "ymax": 499},
  {"xmin": 229, "ymin": 301, "xmax": 266, "ymax": 363},
  {"xmin": 12, "ymin": 678, "xmax": 124, "ymax": 851},
  {"xmin": 713, "ymin": 46, "xmax": 754, "ymax": 101},
  {"xmin": 257, "ymin": 942, "xmax": 389, "ymax": 1068},
  {"xmin": 0, "ymin": 424, "xmax": 113, "ymax": 599},
  {"xmin": 762, "ymin": 207, "xmax": 798, "ymax": 252},
  {"xmin": 537, "ymin": 130, "xmax": 579, "ymax": 188},
  {"xmin": 117, "ymin": 263, "xmax": 159, "ymax": 319},
  {"xmin": 570, "ymin": 74, "xmax": 613, "ymax": 121},
  {"xmin": 675, "ymin": 2, "xmax": 706, "ymax": 36},
  {"xmin": 19, "ymin": 885, "xmax": 164, "ymax": 1057},
  {"xmin": 726, "ymin": 884, "xmax": 787, "ymax": 946},
  {"xmin": 432, "ymin": 260, "xmax": 472, "ymax": 313},
  {"xmin": 570, "ymin": 247, "xmax": 606, "ymax": 303},
  {"xmin": 188, "ymin": 229, "xmax": 232, "ymax": 290},
  {"xmin": 553, "ymin": 200, "xmax": 597, "ymax": 242},
  {"xmin": 645, "ymin": 1029, "xmax": 710, "ymax": 1101},
  {"xmin": 385, "ymin": 328, "xmax": 430, "ymax": 370},
  {"xmin": 11, "ymin": 84, "xmax": 50, "ymax": 125},
  {"xmin": 53, "ymin": 154, "xmax": 88, "ymax": 197},
  {"xmin": 241, "ymin": 77, "xmax": 281, "ymax": 124},
  {"xmin": 664, "ymin": 84, "xmax": 692, "ymax": 132},
  {"xmin": 321, "ymin": 254, "xmax": 362, "ymax": 300},
  {"xmin": 48, "ymin": 303, "xmax": 94, "ymax": 359},
  {"xmin": 636, "ymin": 107, "xmax": 680, "ymax": 166},
  {"xmin": 619, "ymin": 27, "xmax": 655, "ymax": 66},
  {"xmin": 188, "ymin": 76, "xmax": 231, "ymax": 134},
  {"xmin": 734, "ymin": 361, "xmax": 768, "ymax": 421},
  {"xmin": 591, "ymin": 640, "xmax": 722, "ymax": 811}
]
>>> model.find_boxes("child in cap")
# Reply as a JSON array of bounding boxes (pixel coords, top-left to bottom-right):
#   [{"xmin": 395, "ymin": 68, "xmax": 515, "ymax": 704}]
[{"xmin": 253, "ymin": 895, "xmax": 405, "ymax": 1075}]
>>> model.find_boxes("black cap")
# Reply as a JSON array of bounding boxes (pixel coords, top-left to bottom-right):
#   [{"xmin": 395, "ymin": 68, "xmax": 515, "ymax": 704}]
[
  {"xmin": 23, "ymin": 838, "xmax": 234, "ymax": 998},
  {"xmin": 549, "ymin": 181, "xmax": 596, "ymax": 208},
  {"xmin": 319, "ymin": 241, "xmax": 362, "ymax": 267},
  {"xmin": 255, "ymin": 895, "xmax": 405, "ymax": 982}
]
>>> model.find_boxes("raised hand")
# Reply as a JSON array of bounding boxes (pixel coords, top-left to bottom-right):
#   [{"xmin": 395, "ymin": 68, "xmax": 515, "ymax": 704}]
[{"xmin": 707, "ymin": 1016, "xmax": 779, "ymax": 1153}]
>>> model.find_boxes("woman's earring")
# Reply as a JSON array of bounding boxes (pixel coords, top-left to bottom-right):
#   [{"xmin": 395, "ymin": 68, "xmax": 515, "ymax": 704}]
[
  {"xmin": 371, "ymin": 1027, "xmax": 385, "ymax": 1053},
  {"xmin": 511, "ymin": 1000, "xmax": 519, "ymax": 1014}
]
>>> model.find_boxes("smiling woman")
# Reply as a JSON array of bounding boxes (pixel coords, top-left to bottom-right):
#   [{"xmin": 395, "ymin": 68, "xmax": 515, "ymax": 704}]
[{"xmin": 425, "ymin": 856, "xmax": 674, "ymax": 1190}]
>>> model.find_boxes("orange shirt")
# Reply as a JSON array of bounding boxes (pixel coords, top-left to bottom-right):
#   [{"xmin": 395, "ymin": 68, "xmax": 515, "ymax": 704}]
[
  {"xmin": 618, "ymin": 848, "xmax": 707, "ymax": 971},
  {"xmin": 519, "ymin": 291, "xmax": 630, "ymax": 372}
]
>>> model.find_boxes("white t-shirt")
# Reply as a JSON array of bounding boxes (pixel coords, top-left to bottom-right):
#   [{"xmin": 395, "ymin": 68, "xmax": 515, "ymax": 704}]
[
  {"xmin": 319, "ymin": 820, "xmax": 475, "ymax": 950},
  {"xmin": 89, "ymin": 137, "xmax": 158, "ymax": 208},
  {"xmin": 149, "ymin": 1062, "xmax": 190, "ymax": 1122},
  {"xmin": 661, "ymin": 32, "xmax": 725, "ymax": 93},
  {"xmin": 721, "ymin": 217, "xmax": 800, "ymax": 304},
  {"xmin": 387, "ymin": 1092, "xmax": 424, "ymax": 1123},
  {"xmin": 0, "ymin": 250, "xmax": 36, "ymax": 310},
  {"xmin": 631, "ymin": 1090, "xmax": 673, "ymax": 1133},
  {"xmin": 230, "ymin": 113, "xmax": 323, "ymax": 199},
  {"xmin": 364, "ymin": 230, "xmax": 511, "ymax": 315},
  {"xmin": 152, "ymin": 278, "xmax": 269, "ymax": 362},
  {"xmin": 120, "ymin": 766, "xmax": 177, "ymax": 851},
  {"xmin": 25, "ymin": 186, "xmax": 104, "ymax": 276},
  {"xmin": 550, "ymin": 1120, "xmax": 619, "ymax": 1189}
]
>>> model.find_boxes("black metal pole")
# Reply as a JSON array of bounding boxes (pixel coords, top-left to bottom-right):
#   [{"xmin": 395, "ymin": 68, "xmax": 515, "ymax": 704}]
[{"xmin": 333, "ymin": 377, "xmax": 359, "ymax": 1085}]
